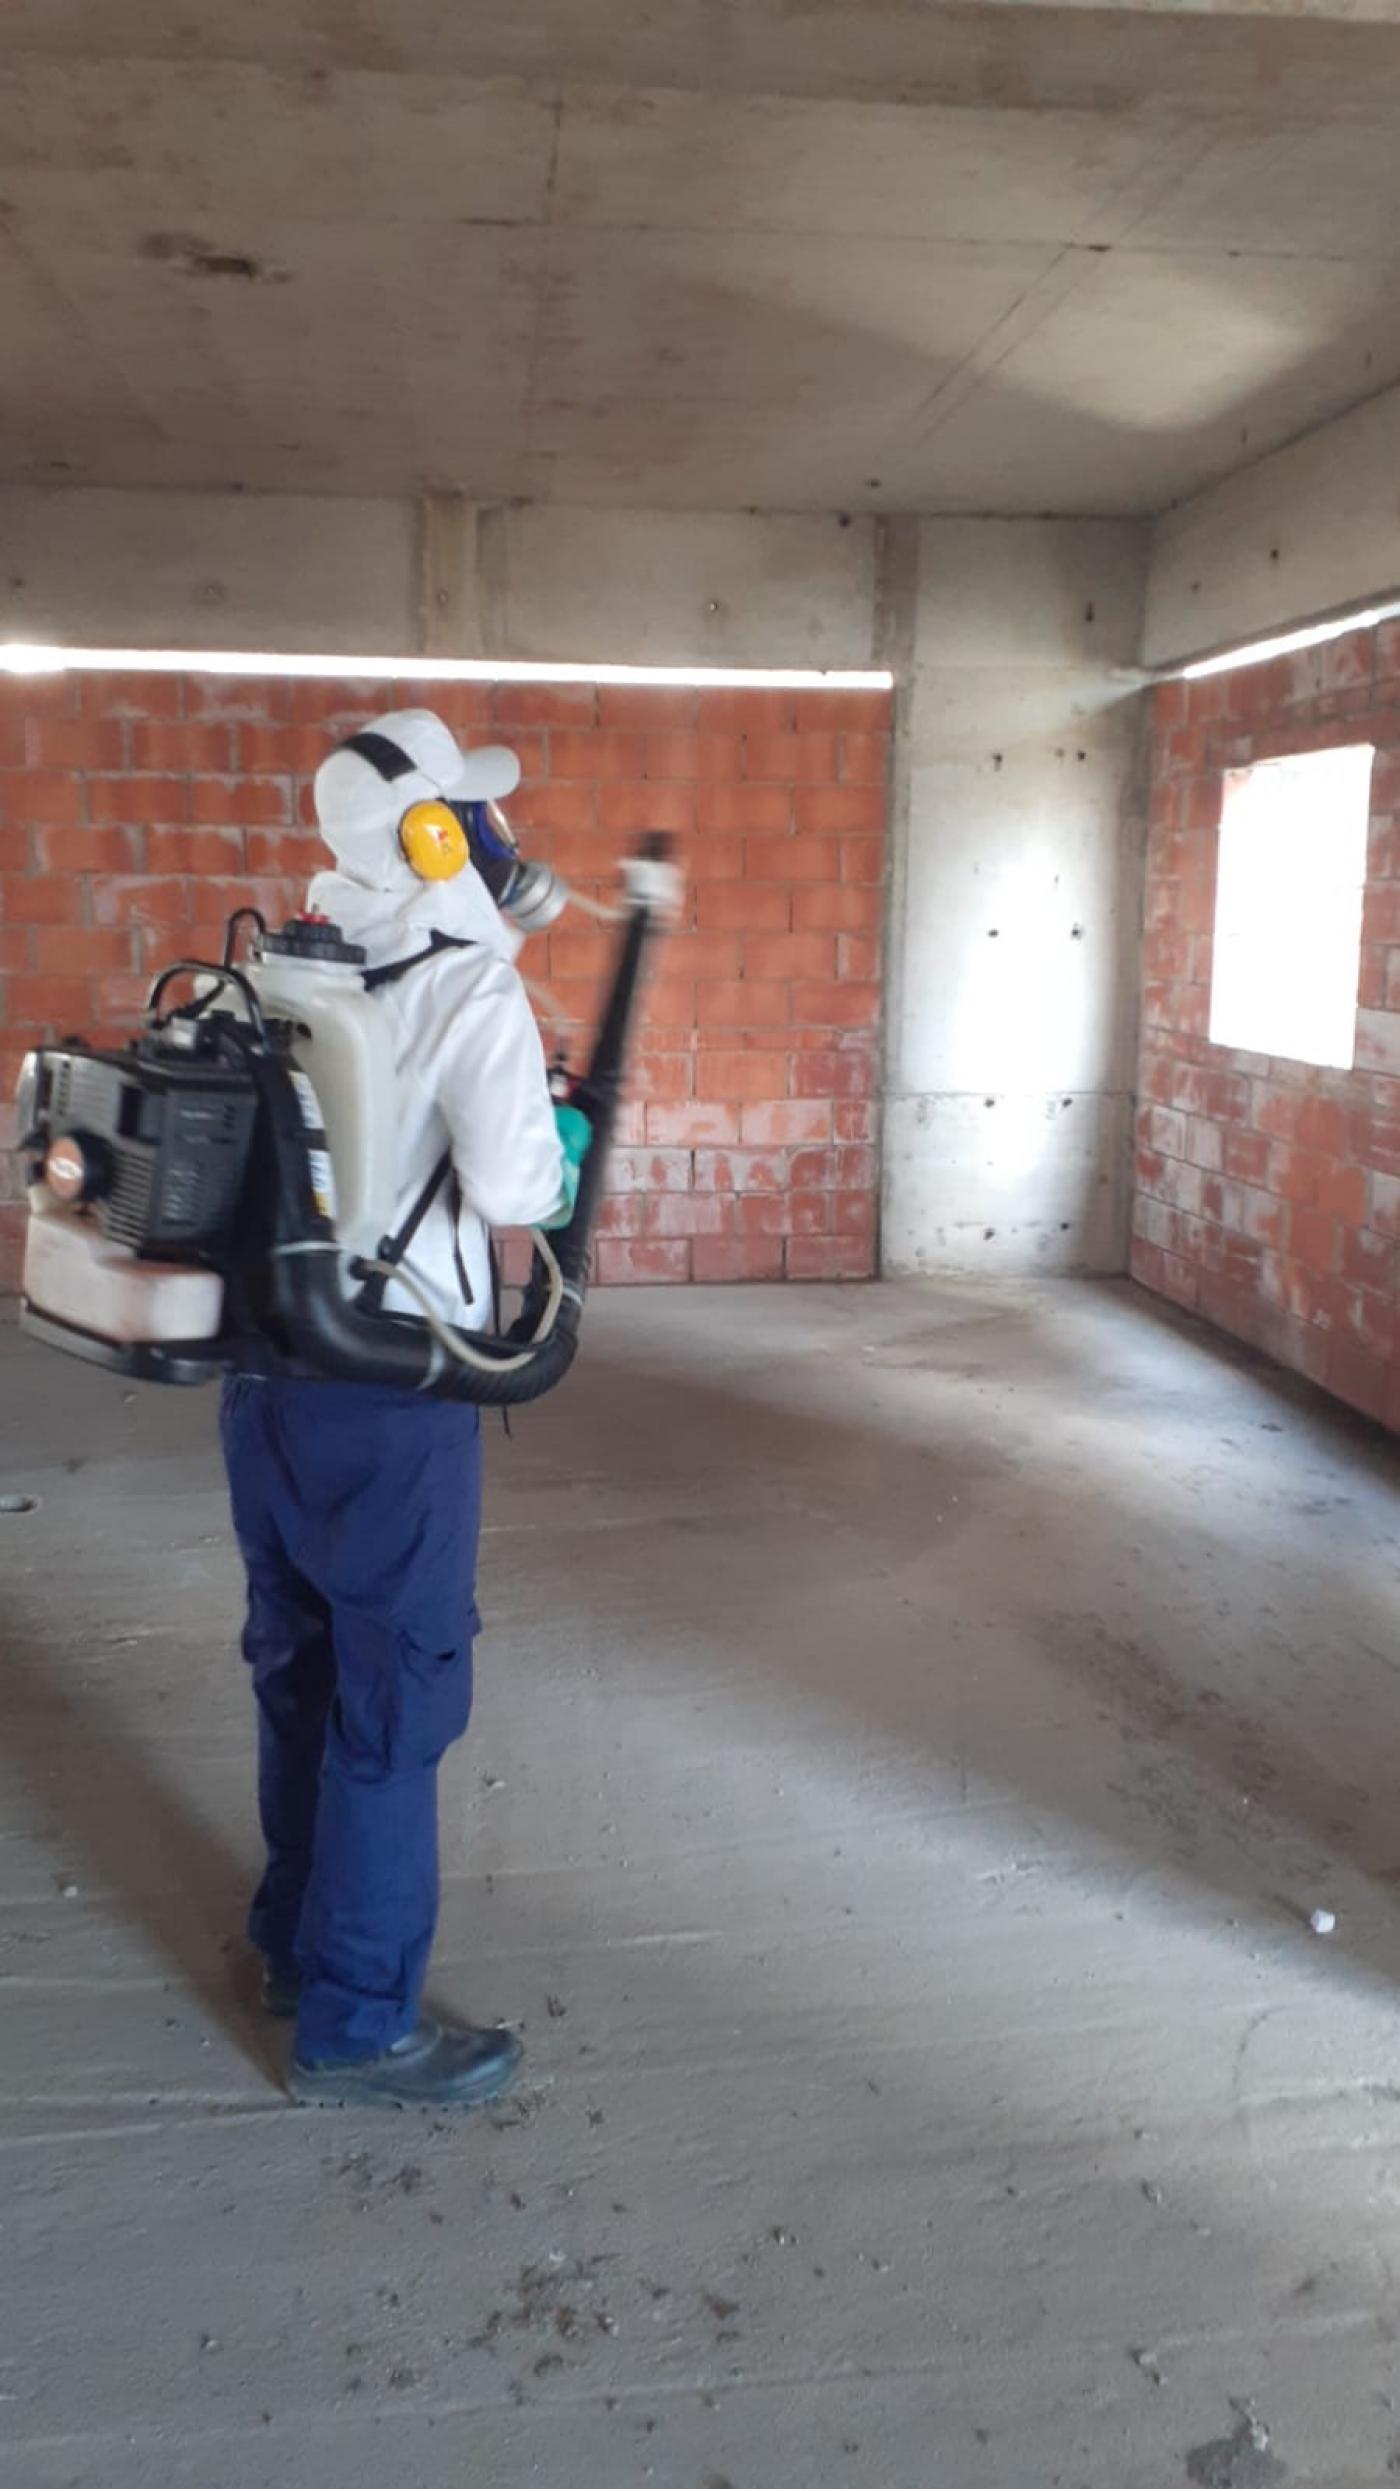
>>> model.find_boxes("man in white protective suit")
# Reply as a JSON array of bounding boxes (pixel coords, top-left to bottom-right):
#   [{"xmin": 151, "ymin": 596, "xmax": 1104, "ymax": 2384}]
[{"xmin": 220, "ymin": 709, "xmax": 581, "ymax": 2111}]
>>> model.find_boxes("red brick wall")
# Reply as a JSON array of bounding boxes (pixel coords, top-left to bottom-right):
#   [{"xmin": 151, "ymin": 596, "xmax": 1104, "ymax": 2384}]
[
  {"xmin": 1135, "ymin": 618, "xmax": 1400, "ymax": 1427},
  {"xmin": 0, "ymin": 670, "xmax": 887, "ymax": 1291}
]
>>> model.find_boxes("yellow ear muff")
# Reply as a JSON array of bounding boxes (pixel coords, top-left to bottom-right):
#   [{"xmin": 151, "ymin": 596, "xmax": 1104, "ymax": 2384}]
[{"xmin": 399, "ymin": 798, "xmax": 469, "ymax": 882}]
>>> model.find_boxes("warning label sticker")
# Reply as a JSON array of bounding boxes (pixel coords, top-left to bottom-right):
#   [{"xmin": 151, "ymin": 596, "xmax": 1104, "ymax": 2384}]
[
  {"xmin": 307, "ymin": 1148, "xmax": 337, "ymax": 1222},
  {"xmin": 289, "ymin": 1070, "xmax": 324, "ymax": 1133}
]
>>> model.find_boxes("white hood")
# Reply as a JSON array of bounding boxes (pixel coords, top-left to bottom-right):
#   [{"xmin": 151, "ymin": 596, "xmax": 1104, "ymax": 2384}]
[{"xmin": 307, "ymin": 707, "xmax": 524, "ymax": 966}]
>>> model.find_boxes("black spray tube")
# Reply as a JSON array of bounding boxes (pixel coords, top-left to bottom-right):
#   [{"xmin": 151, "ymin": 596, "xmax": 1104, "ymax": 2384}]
[{"xmin": 509, "ymin": 857, "xmax": 658, "ymax": 1342}]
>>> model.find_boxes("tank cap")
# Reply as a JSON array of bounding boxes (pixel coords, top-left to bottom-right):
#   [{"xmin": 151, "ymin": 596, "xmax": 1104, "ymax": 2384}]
[{"xmin": 262, "ymin": 916, "xmax": 367, "ymax": 965}]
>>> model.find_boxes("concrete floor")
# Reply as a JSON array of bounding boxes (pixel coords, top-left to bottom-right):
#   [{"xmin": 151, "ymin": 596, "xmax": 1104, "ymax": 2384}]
[{"xmin": 5, "ymin": 1280, "xmax": 1400, "ymax": 2488}]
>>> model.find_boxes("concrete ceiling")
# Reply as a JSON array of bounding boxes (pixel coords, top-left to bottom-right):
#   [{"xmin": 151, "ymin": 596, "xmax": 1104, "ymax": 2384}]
[{"xmin": 3, "ymin": 4, "xmax": 1400, "ymax": 518}]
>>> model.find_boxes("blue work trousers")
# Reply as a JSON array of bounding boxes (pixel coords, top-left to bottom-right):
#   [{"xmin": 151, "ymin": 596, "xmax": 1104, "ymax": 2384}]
[{"xmin": 220, "ymin": 1375, "xmax": 482, "ymax": 2062}]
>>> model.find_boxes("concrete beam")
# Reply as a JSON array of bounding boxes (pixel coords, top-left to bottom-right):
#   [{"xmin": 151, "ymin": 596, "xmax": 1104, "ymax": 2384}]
[
  {"xmin": 0, "ymin": 488, "xmax": 418, "ymax": 656},
  {"xmin": 493, "ymin": 508, "xmax": 877, "ymax": 670},
  {"xmin": 986, "ymin": 0, "xmax": 1400, "ymax": 12},
  {"xmin": 9, "ymin": 4, "xmax": 1400, "ymax": 120},
  {"xmin": 1145, "ymin": 382, "xmax": 1400, "ymax": 670},
  {"xmin": 0, "ymin": 487, "xmax": 877, "ymax": 670}
]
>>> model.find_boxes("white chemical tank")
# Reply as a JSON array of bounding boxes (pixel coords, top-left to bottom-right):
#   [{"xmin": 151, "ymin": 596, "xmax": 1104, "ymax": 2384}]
[{"xmin": 244, "ymin": 920, "xmax": 398, "ymax": 1259}]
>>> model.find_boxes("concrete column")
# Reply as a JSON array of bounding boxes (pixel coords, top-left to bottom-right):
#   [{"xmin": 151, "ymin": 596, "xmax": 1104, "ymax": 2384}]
[{"xmin": 882, "ymin": 518, "xmax": 1150, "ymax": 1277}]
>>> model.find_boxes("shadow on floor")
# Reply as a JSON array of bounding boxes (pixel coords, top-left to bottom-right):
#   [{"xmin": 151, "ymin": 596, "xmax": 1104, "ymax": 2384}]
[
  {"xmin": 503, "ymin": 1282, "xmax": 1400, "ymax": 1998},
  {"xmin": 0, "ymin": 1608, "xmax": 274, "ymax": 2077}
]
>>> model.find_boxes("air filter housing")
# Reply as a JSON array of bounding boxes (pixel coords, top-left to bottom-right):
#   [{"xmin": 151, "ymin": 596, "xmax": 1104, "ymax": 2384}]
[{"xmin": 23, "ymin": 1037, "xmax": 258, "ymax": 1259}]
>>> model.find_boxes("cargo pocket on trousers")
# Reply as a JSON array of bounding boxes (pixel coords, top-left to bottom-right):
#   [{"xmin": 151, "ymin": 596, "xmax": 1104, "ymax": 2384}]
[{"xmin": 392, "ymin": 1632, "xmax": 475, "ymax": 1772}]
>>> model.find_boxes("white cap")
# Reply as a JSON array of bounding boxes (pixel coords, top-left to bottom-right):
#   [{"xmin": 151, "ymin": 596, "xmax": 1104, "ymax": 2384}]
[{"xmin": 313, "ymin": 709, "xmax": 522, "ymax": 893}]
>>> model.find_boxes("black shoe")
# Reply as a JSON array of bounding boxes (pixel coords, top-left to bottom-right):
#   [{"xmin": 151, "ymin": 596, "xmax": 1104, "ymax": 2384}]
[
  {"xmin": 260, "ymin": 1958, "xmax": 302, "ymax": 2020},
  {"xmin": 289, "ymin": 2018, "xmax": 524, "ymax": 2111}
]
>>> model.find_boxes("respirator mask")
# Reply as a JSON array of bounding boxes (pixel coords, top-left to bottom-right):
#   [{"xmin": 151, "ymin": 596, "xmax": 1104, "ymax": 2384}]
[
  {"xmin": 448, "ymin": 796, "xmax": 566, "ymax": 937},
  {"xmin": 340, "ymin": 726, "xmax": 567, "ymax": 934}
]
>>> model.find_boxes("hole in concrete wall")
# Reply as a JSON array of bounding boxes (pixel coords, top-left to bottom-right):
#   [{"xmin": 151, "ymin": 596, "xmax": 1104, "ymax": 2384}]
[
  {"xmin": 0, "ymin": 1493, "xmax": 39, "ymax": 1515},
  {"xmin": 141, "ymin": 231, "xmax": 291, "ymax": 284},
  {"xmin": 201, "ymin": 253, "xmax": 274, "ymax": 281},
  {"xmin": 983, "ymin": 1228, "xmax": 996, "ymax": 1241}
]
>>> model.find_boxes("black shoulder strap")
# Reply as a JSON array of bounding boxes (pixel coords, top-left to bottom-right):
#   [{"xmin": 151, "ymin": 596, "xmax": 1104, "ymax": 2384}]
[
  {"xmin": 359, "ymin": 1155, "xmax": 477, "ymax": 1316},
  {"xmin": 358, "ymin": 1153, "xmax": 453, "ymax": 1314},
  {"xmin": 343, "ymin": 728, "xmax": 417, "ymax": 782},
  {"xmin": 357, "ymin": 929, "xmax": 478, "ymax": 1313},
  {"xmin": 362, "ymin": 928, "xmax": 474, "ymax": 993}
]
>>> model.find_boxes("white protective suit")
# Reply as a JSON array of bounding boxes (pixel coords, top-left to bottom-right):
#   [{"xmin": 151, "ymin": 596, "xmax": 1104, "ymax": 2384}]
[{"xmin": 307, "ymin": 710, "xmax": 565, "ymax": 1331}]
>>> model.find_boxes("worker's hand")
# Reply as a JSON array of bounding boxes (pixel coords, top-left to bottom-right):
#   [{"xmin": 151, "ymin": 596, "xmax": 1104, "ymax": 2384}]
[
  {"xmin": 540, "ymin": 1102, "xmax": 592, "ymax": 1231},
  {"xmin": 554, "ymin": 1102, "xmax": 592, "ymax": 1172}
]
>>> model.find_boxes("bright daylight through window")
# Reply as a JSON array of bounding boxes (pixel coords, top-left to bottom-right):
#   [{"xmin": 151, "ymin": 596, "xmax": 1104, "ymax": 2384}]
[{"xmin": 1208, "ymin": 743, "xmax": 1374, "ymax": 1071}]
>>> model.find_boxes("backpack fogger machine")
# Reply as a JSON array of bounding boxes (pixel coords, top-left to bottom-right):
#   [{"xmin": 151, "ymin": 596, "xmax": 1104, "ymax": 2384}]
[{"xmin": 13, "ymin": 837, "xmax": 673, "ymax": 1408}]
